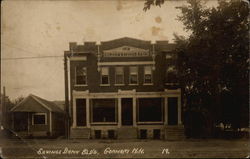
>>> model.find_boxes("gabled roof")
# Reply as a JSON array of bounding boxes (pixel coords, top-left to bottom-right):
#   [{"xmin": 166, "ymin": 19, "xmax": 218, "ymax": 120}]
[{"xmin": 11, "ymin": 94, "xmax": 65, "ymax": 113}]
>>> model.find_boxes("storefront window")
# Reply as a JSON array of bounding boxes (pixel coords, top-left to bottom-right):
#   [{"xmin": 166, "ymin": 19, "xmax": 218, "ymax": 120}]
[
  {"xmin": 138, "ymin": 98, "xmax": 163, "ymax": 122},
  {"xmin": 92, "ymin": 99, "xmax": 116, "ymax": 122}
]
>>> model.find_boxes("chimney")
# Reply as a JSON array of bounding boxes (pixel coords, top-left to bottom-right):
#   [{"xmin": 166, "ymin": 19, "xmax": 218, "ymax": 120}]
[{"xmin": 69, "ymin": 42, "xmax": 77, "ymax": 51}]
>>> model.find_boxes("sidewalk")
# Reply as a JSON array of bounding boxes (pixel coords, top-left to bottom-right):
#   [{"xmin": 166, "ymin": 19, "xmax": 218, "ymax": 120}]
[{"xmin": 0, "ymin": 137, "xmax": 249, "ymax": 158}]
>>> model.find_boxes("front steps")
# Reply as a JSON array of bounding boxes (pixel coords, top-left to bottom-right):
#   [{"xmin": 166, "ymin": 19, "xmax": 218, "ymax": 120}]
[
  {"xmin": 70, "ymin": 128, "xmax": 91, "ymax": 139},
  {"xmin": 165, "ymin": 125, "xmax": 185, "ymax": 140},
  {"xmin": 117, "ymin": 127, "xmax": 137, "ymax": 139},
  {"xmin": 70, "ymin": 125, "xmax": 186, "ymax": 140}
]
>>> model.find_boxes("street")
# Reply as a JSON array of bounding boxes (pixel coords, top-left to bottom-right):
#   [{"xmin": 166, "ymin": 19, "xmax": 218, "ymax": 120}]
[{"xmin": 0, "ymin": 137, "xmax": 249, "ymax": 158}]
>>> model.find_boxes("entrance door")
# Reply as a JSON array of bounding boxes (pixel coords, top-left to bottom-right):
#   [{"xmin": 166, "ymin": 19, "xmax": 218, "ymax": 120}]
[
  {"xmin": 76, "ymin": 99, "xmax": 86, "ymax": 126},
  {"xmin": 121, "ymin": 98, "xmax": 133, "ymax": 125},
  {"xmin": 14, "ymin": 112, "xmax": 28, "ymax": 131},
  {"xmin": 168, "ymin": 97, "xmax": 178, "ymax": 125}
]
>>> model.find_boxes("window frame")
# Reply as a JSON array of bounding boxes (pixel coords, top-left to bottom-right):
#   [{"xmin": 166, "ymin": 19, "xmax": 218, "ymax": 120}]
[
  {"xmin": 165, "ymin": 65, "xmax": 178, "ymax": 85},
  {"xmin": 143, "ymin": 66, "xmax": 153, "ymax": 85},
  {"xmin": 90, "ymin": 99, "xmax": 117, "ymax": 124},
  {"xmin": 129, "ymin": 66, "xmax": 138, "ymax": 85},
  {"xmin": 75, "ymin": 66, "xmax": 87, "ymax": 86},
  {"xmin": 137, "ymin": 98, "xmax": 164, "ymax": 124},
  {"xmin": 115, "ymin": 67, "xmax": 124, "ymax": 86},
  {"xmin": 32, "ymin": 113, "xmax": 47, "ymax": 125},
  {"xmin": 100, "ymin": 67, "xmax": 110, "ymax": 86}
]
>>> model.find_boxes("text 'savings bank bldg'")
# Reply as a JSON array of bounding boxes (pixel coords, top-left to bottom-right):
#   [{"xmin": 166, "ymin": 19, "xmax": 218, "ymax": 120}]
[{"xmin": 64, "ymin": 37, "xmax": 184, "ymax": 140}]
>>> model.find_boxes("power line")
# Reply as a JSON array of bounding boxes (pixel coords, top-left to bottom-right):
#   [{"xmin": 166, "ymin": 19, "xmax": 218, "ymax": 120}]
[{"xmin": 2, "ymin": 55, "xmax": 63, "ymax": 60}]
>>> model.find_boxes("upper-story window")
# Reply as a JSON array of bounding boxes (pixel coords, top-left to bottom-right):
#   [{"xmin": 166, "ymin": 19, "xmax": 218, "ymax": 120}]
[
  {"xmin": 129, "ymin": 66, "xmax": 138, "ymax": 85},
  {"xmin": 115, "ymin": 67, "xmax": 124, "ymax": 85},
  {"xmin": 101, "ymin": 67, "xmax": 109, "ymax": 85},
  {"xmin": 166, "ymin": 66, "xmax": 177, "ymax": 83},
  {"xmin": 75, "ymin": 66, "xmax": 87, "ymax": 85},
  {"xmin": 144, "ymin": 66, "xmax": 153, "ymax": 84}
]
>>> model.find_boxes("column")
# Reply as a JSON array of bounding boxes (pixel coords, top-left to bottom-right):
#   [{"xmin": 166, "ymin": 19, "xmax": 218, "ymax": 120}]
[
  {"xmin": 73, "ymin": 98, "xmax": 76, "ymax": 128},
  {"xmin": 178, "ymin": 95, "xmax": 182, "ymax": 125},
  {"xmin": 164, "ymin": 97, "xmax": 168, "ymax": 125},
  {"xmin": 133, "ymin": 97, "xmax": 137, "ymax": 127},
  {"xmin": 27, "ymin": 113, "xmax": 30, "ymax": 134},
  {"xmin": 12, "ymin": 113, "xmax": 14, "ymax": 130},
  {"xmin": 86, "ymin": 98, "xmax": 90, "ymax": 128},
  {"xmin": 50, "ymin": 111, "xmax": 52, "ymax": 134},
  {"xmin": 118, "ymin": 98, "xmax": 122, "ymax": 128}
]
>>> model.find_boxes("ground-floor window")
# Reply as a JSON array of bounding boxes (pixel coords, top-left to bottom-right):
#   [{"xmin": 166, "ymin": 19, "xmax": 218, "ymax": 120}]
[
  {"xmin": 91, "ymin": 99, "xmax": 117, "ymax": 122},
  {"xmin": 138, "ymin": 98, "xmax": 163, "ymax": 122},
  {"xmin": 32, "ymin": 113, "xmax": 47, "ymax": 125}
]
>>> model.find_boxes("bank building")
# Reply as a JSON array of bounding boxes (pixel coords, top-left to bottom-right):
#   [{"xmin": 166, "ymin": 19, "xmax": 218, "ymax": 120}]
[{"xmin": 64, "ymin": 37, "xmax": 184, "ymax": 140}]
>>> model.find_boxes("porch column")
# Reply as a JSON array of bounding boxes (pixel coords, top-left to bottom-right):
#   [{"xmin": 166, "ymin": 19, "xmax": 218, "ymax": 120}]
[
  {"xmin": 12, "ymin": 113, "xmax": 14, "ymax": 130},
  {"xmin": 50, "ymin": 111, "xmax": 52, "ymax": 133},
  {"xmin": 86, "ymin": 98, "xmax": 90, "ymax": 128},
  {"xmin": 133, "ymin": 97, "xmax": 137, "ymax": 127},
  {"xmin": 178, "ymin": 95, "xmax": 182, "ymax": 125},
  {"xmin": 73, "ymin": 98, "xmax": 76, "ymax": 128},
  {"xmin": 164, "ymin": 97, "xmax": 168, "ymax": 125},
  {"xmin": 27, "ymin": 113, "xmax": 30, "ymax": 134},
  {"xmin": 118, "ymin": 98, "xmax": 122, "ymax": 128}
]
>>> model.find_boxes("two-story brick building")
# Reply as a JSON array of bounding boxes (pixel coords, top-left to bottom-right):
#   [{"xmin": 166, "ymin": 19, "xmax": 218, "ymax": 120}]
[{"xmin": 64, "ymin": 37, "xmax": 184, "ymax": 140}]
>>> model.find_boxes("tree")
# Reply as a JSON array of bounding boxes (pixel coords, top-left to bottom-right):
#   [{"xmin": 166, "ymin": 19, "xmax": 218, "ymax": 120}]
[{"xmin": 145, "ymin": 0, "xmax": 249, "ymax": 136}]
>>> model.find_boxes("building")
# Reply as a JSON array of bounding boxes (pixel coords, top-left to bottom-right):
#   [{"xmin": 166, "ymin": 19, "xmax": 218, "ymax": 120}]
[
  {"xmin": 64, "ymin": 37, "xmax": 184, "ymax": 140},
  {"xmin": 10, "ymin": 94, "xmax": 65, "ymax": 138}
]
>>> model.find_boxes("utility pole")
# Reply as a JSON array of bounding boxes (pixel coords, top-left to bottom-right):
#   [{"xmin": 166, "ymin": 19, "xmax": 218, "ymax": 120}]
[
  {"xmin": 2, "ymin": 87, "xmax": 6, "ymax": 130},
  {"xmin": 64, "ymin": 52, "xmax": 70, "ymax": 139}
]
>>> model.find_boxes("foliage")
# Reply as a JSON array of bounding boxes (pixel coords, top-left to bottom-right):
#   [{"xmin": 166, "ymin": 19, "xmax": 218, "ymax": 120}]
[
  {"xmin": 144, "ymin": 0, "xmax": 249, "ymax": 136},
  {"xmin": 143, "ymin": 0, "xmax": 165, "ymax": 11}
]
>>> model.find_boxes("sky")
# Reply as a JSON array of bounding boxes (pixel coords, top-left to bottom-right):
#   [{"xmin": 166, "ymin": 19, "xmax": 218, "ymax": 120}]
[{"xmin": 1, "ymin": 0, "xmax": 214, "ymax": 101}]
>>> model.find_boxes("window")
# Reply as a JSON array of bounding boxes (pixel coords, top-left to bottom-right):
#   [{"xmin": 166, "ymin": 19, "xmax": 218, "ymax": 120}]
[
  {"xmin": 165, "ymin": 66, "xmax": 177, "ymax": 83},
  {"xmin": 92, "ymin": 99, "xmax": 116, "ymax": 122},
  {"xmin": 115, "ymin": 67, "xmax": 124, "ymax": 85},
  {"xmin": 144, "ymin": 66, "xmax": 153, "ymax": 84},
  {"xmin": 75, "ymin": 66, "xmax": 87, "ymax": 85},
  {"xmin": 138, "ymin": 98, "xmax": 163, "ymax": 122},
  {"xmin": 129, "ymin": 66, "xmax": 138, "ymax": 84},
  {"xmin": 101, "ymin": 67, "xmax": 109, "ymax": 85},
  {"xmin": 32, "ymin": 113, "xmax": 46, "ymax": 125}
]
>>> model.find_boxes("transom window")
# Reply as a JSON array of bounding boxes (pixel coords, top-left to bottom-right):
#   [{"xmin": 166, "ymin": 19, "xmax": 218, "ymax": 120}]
[
  {"xmin": 32, "ymin": 113, "xmax": 47, "ymax": 125},
  {"xmin": 101, "ymin": 67, "xmax": 109, "ymax": 85},
  {"xmin": 144, "ymin": 66, "xmax": 153, "ymax": 84},
  {"xmin": 75, "ymin": 66, "xmax": 87, "ymax": 85},
  {"xmin": 115, "ymin": 67, "xmax": 124, "ymax": 85},
  {"xmin": 129, "ymin": 66, "xmax": 138, "ymax": 84}
]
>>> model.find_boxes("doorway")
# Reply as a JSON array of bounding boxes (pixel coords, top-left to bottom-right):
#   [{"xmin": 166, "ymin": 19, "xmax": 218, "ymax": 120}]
[
  {"xmin": 168, "ymin": 97, "xmax": 178, "ymax": 125},
  {"xmin": 121, "ymin": 98, "xmax": 133, "ymax": 125}
]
